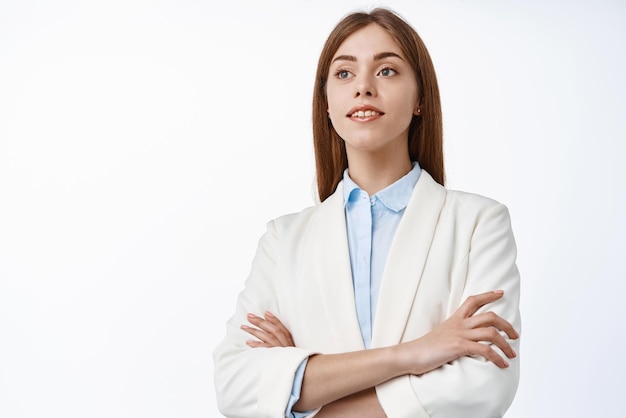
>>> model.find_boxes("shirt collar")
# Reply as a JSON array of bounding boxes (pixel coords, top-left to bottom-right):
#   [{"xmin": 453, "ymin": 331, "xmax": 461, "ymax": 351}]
[{"xmin": 342, "ymin": 161, "xmax": 421, "ymax": 212}]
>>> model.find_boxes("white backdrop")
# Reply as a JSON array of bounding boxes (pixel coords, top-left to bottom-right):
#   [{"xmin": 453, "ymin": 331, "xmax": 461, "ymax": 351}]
[{"xmin": 1, "ymin": 0, "xmax": 625, "ymax": 417}]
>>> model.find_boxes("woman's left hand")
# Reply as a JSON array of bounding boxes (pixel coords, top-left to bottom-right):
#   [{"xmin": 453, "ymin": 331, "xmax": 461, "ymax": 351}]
[{"xmin": 241, "ymin": 311, "xmax": 295, "ymax": 348}]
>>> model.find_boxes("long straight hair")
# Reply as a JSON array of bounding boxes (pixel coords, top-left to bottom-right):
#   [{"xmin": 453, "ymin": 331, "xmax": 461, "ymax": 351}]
[{"xmin": 312, "ymin": 8, "xmax": 444, "ymax": 201}]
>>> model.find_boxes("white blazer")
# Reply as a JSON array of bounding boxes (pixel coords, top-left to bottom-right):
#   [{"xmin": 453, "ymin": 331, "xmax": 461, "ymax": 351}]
[{"xmin": 213, "ymin": 171, "xmax": 521, "ymax": 418}]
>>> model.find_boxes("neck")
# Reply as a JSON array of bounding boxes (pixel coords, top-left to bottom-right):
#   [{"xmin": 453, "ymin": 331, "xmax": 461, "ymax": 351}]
[{"xmin": 346, "ymin": 148, "xmax": 413, "ymax": 196}]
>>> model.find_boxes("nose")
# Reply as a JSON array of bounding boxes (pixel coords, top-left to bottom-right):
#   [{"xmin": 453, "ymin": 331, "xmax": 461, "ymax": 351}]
[{"xmin": 354, "ymin": 74, "xmax": 377, "ymax": 98}]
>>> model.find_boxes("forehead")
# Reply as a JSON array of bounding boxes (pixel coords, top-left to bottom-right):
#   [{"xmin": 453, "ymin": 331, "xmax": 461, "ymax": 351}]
[{"xmin": 333, "ymin": 24, "xmax": 403, "ymax": 59}]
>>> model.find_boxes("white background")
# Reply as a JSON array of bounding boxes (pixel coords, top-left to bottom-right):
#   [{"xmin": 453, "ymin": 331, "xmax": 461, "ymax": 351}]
[{"xmin": 1, "ymin": 0, "xmax": 625, "ymax": 417}]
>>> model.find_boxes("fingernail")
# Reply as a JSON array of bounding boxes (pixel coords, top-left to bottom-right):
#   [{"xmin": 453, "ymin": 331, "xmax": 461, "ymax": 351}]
[
  {"xmin": 503, "ymin": 360, "xmax": 509, "ymax": 367},
  {"xmin": 511, "ymin": 350, "xmax": 517, "ymax": 358},
  {"xmin": 265, "ymin": 311, "xmax": 275, "ymax": 318},
  {"xmin": 494, "ymin": 290, "xmax": 504, "ymax": 295},
  {"xmin": 241, "ymin": 325, "xmax": 248, "ymax": 329},
  {"xmin": 247, "ymin": 313, "xmax": 255, "ymax": 319}
]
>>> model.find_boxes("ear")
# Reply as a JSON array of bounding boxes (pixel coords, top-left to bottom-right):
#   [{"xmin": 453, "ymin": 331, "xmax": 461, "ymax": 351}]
[{"xmin": 413, "ymin": 104, "xmax": 421, "ymax": 116}]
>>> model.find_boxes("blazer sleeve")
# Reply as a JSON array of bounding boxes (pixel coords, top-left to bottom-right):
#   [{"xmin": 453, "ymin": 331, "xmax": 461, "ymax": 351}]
[
  {"xmin": 213, "ymin": 220, "xmax": 317, "ymax": 418},
  {"xmin": 376, "ymin": 203, "xmax": 521, "ymax": 418}
]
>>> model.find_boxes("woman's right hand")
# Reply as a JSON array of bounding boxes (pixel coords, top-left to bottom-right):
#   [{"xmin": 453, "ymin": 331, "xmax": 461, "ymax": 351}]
[
  {"xmin": 241, "ymin": 311, "xmax": 295, "ymax": 348},
  {"xmin": 397, "ymin": 290, "xmax": 519, "ymax": 376}
]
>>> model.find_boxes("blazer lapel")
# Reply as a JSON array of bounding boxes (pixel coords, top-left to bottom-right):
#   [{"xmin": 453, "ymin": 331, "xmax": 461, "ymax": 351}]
[
  {"xmin": 371, "ymin": 171, "xmax": 446, "ymax": 348},
  {"xmin": 310, "ymin": 182, "xmax": 365, "ymax": 351}
]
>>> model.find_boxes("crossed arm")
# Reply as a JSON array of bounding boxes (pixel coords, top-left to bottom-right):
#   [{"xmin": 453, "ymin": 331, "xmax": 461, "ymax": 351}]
[{"xmin": 242, "ymin": 290, "xmax": 519, "ymax": 417}]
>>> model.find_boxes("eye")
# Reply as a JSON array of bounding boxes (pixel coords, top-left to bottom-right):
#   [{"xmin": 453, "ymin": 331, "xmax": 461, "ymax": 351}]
[
  {"xmin": 334, "ymin": 69, "xmax": 352, "ymax": 79},
  {"xmin": 378, "ymin": 67, "xmax": 397, "ymax": 77}
]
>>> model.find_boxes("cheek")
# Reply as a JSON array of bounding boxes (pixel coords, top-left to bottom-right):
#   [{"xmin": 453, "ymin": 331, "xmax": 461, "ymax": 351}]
[
  {"xmin": 326, "ymin": 86, "xmax": 338, "ymax": 110},
  {"xmin": 398, "ymin": 90, "xmax": 419, "ymax": 118},
  {"xmin": 326, "ymin": 93, "xmax": 344, "ymax": 120}
]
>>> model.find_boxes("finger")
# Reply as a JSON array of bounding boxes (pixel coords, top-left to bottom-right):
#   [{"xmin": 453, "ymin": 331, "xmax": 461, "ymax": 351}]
[
  {"xmin": 248, "ymin": 313, "xmax": 292, "ymax": 347},
  {"xmin": 264, "ymin": 312, "xmax": 295, "ymax": 346},
  {"xmin": 456, "ymin": 290, "xmax": 504, "ymax": 318},
  {"xmin": 247, "ymin": 314, "xmax": 279, "ymax": 335},
  {"xmin": 240, "ymin": 325, "xmax": 280, "ymax": 346},
  {"xmin": 246, "ymin": 314, "xmax": 293, "ymax": 347},
  {"xmin": 245, "ymin": 339, "xmax": 273, "ymax": 349},
  {"xmin": 464, "ymin": 327, "xmax": 517, "ymax": 359},
  {"xmin": 466, "ymin": 311, "xmax": 519, "ymax": 340},
  {"xmin": 464, "ymin": 340, "xmax": 510, "ymax": 368}
]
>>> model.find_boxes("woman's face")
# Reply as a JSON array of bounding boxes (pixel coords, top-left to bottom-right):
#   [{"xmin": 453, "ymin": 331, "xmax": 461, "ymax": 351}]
[{"xmin": 326, "ymin": 23, "xmax": 419, "ymax": 158}]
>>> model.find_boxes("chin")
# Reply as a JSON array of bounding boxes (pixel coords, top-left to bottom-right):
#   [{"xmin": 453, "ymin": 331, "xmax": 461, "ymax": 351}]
[{"xmin": 342, "ymin": 131, "xmax": 405, "ymax": 153}]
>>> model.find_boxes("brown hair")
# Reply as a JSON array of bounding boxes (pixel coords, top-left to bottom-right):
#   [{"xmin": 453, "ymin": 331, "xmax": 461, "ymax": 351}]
[{"xmin": 312, "ymin": 8, "xmax": 444, "ymax": 201}]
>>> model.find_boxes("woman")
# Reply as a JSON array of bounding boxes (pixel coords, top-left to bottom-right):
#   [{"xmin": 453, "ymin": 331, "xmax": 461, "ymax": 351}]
[{"xmin": 214, "ymin": 8, "xmax": 520, "ymax": 418}]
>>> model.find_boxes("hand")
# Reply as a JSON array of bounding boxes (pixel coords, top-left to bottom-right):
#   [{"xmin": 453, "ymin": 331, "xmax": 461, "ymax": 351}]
[
  {"xmin": 241, "ymin": 311, "xmax": 295, "ymax": 348},
  {"xmin": 399, "ymin": 290, "xmax": 519, "ymax": 375}
]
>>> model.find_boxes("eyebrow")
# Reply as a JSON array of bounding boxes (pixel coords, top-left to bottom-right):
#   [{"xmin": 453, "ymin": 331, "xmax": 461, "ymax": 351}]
[{"xmin": 331, "ymin": 51, "xmax": 404, "ymax": 64}]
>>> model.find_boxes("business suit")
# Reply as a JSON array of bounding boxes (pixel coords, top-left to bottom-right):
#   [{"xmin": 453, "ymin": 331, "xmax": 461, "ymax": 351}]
[{"xmin": 213, "ymin": 170, "xmax": 521, "ymax": 418}]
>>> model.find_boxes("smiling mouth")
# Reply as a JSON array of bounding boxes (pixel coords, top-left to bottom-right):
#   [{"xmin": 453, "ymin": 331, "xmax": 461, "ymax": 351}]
[{"xmin": 350, "ymin": 109, "xmax": 382, "ymax": 118}]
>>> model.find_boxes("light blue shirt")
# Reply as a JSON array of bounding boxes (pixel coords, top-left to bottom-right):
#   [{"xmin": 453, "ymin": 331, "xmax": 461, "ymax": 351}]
[
  {"xmin": 285, "ymin": 163, "xmax": 422, "ymax": 417},
  {"xmin": 343, "ymin": 162, "xmax": 421, "ymax": 348}
]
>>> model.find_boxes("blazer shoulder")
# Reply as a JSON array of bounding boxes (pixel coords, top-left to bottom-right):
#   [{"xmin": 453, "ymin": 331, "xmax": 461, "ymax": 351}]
[
  {"xmin": 436, "ymin": 189, "xmax": 516, "ymax": 236},
  {"xmin": 270, "ymin": 182, "xmax": 343, "ymax": 235},
  {"xmin": 443, "ymin": 187, "xmax": 506, "ymax": 216},
  {"xmin": 271, "ymin": 204, "xmax": 317, "ymax": 233},
  {"xmin": 446, "ymin": 187, "xmax": 499, "ymax": 205},
  {"xmin": 418, "ymin": 171, "xmax": 506, "ymax": 219}
]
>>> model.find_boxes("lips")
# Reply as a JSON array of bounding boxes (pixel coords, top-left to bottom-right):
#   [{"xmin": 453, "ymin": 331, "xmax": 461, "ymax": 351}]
[
  {"xmin": 351, "ymin": 109, "xmax": 381, "ymax": 118},
  {"xmin": 347, "ymin": 105, "xmax": 384, "ymax": 119}
]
